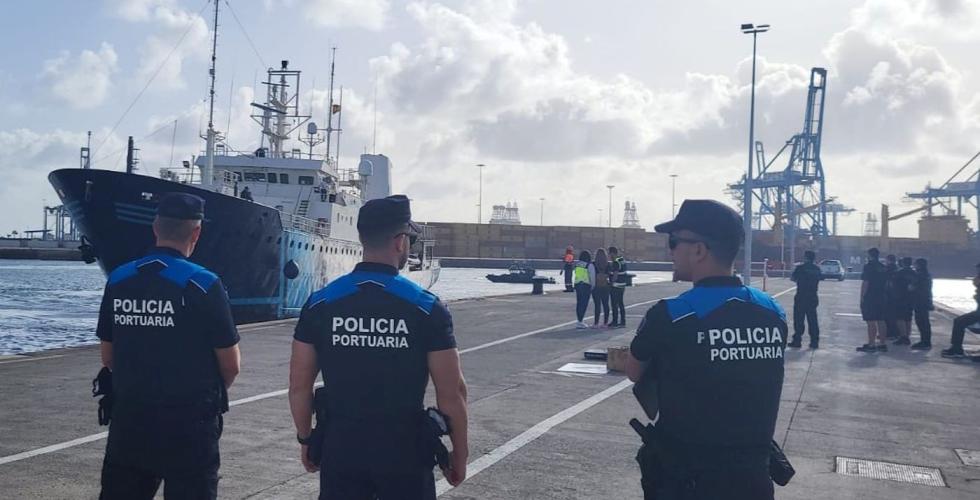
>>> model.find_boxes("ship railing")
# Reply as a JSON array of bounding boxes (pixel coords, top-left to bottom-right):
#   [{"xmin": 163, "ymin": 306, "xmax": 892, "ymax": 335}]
[
  {"xmin": 279, "ymin": 211, "xmax": 331, "ymax": 238},
  {"xmin": 159, "ymin": 168, "xmax": 200, "ymax": 185}
]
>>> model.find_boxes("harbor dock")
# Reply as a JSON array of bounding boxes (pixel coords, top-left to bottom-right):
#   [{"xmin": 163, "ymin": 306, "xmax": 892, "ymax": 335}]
[{"xmin": 2, "ymin": 278, "xmax": 979, "ymax": 499}]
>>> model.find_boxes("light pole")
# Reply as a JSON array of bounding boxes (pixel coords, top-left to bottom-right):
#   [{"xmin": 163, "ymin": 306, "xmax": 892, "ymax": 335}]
[
  {"xmin": 475, "ymin": 163, "xmax": 486, "ymax": 224},
  {"xmin": 670, "ymin": 174, "xmax": 679, "ymax": 219},
  {"xmin": 740, "ymin": 22, "xmax": 769, "ymax": 285},
  {"xmin": 598, "ymin": 208, "xmax": 603, "ymax": 227},
  {"xmin": 606, "ymin": 185, "xmax": 615, "ymax": 228},
  {"xmin": 539, "ymin": 197, "xmax": 545, "ymax": 225}
]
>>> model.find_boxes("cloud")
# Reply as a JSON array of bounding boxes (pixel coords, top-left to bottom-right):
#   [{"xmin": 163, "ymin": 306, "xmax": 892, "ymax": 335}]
[
  {"xmin": 371, "ymin": 1, "xmax": 661, "ymax": 163},
  {"xmin": 851, "ymin": 0, "xmax": 980, "ymax": 41},
  {"xmin": 265, "ymin": 0, "xmax": 390, "ymax": 30},
  {"xmin": 41, "ymin": 43, "xmax": 118, "ymax": 109},
  {"xmin": 823, "ymin": 28, "xmax": 962, "ymax": 152},
  {"xmin": 105, "ymin": 0, "xmax": 210, "ymax": 91}
]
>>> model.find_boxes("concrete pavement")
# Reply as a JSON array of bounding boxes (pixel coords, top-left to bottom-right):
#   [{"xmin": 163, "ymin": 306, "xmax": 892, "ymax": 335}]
[{"xmin": 1, "ymin": 278, "xmax": 979, "ymax": 499}]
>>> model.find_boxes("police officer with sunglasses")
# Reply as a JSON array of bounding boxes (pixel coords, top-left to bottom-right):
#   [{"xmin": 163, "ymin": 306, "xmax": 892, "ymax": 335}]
[
  {"xmin": 626, "ymin": 199, "xmax": 787, "ymax": 500},
  {"xmin": 288, "ymin": 195, "xmax": 469, "ymax": 500}
]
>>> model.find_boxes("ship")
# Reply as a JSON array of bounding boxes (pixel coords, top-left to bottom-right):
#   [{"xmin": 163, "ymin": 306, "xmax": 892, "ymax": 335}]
[{"xmin": 47, "ymin": 4, "xmax": 438, "ymax": 323}]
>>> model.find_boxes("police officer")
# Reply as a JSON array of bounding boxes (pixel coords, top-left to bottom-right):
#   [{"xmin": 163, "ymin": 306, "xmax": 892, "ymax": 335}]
[
  {"xmin": 789, "ymin": 250, "xmax": 822, "ymax": 349},
  {"xmin": 96, "ymin": 192, "xmax": 241, "ymax": 500},
  {"xmin": 288, "ymin": 195, "xmax": 469, "ymax": 500},
  {"xmin": 626, "ymin": 199, "xmax": 787, "ymax": 500}
]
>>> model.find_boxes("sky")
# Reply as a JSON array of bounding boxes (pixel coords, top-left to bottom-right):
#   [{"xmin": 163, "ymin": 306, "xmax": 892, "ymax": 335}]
[{"xmin": 2, "ymin": 0, "xmax": 980, "ymax": 238}]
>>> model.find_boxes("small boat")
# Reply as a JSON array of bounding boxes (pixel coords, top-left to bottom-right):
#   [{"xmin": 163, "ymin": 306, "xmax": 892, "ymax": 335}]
[{"xmin": 486, "ymin": 262, "xmax": 555, "ymax": 284}]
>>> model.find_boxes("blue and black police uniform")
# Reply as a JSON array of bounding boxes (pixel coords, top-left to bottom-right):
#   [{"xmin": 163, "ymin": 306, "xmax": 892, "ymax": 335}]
[
  {"xmin": 293, "ymin": 195, "xmax": 456, "ymax": 500},
  {"xmin": 96, "ymin": 193, "xmax": 238, "ymax": 500},
  {"xmin": 790, "ymin": 253, "xmax": 822, "ymax": 348},
  {"xmin": 631, "ymin": 200, "xmax": 787, "ymax": 500}
]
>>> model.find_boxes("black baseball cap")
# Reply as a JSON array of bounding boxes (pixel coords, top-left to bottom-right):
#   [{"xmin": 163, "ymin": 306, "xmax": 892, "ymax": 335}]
[
  {"xmin": 654, "ymin": 199, "xmax": 744, "ymax": 248},
  {"xmin": 357, "ymin": 195, "xmax": 420, "ymax": 235},
  {"xmin": 157, "ymin": 192, "xmax": 205, "ymax": 220}
]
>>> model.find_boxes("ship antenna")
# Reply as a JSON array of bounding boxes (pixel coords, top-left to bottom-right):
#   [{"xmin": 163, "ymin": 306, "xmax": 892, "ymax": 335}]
[
  {"xmin": 324, "ymin": 47, "xmax": 337, "ymax": 164},
  {"xmin": 204, "ymin": 0, "xmax": 220, "ymax": 188}
]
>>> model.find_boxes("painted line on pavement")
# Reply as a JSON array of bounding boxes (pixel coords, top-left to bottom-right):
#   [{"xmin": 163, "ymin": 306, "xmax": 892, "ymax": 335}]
[
  {"xmin": 0, "ymin": 432, "xmax": 108, "ymax": 466},
  {"xmin": 459, "ymin": 298, "xmax": 659, "ymax": 355},
  {"xmin": 435, "ymin": 379, "xmax": 634, "ymax": 496},
  {"xmin": 0, "ymin": 355, "xmax": 65, "ymax": 366}
]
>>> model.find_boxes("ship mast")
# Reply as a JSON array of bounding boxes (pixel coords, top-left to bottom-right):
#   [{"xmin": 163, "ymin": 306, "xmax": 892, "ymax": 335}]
[
  {"xmin": 324, "ymin": 47, "xmax": 337, "ymax": 163},
  {"xmin": 204, "ymin": 0, "xmax": 220, "ymax": 188}
]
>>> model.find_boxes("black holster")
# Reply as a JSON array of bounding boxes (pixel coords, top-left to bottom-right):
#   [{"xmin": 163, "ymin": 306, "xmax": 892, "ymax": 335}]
[
  {"xmin": 630, "ymin": 418, "xmax": 667, "ymax": 500},
  {"xmin": 769, "ymin": 440, "xmax": 795, "ymax": 486},
  {"xmin": 419, "ymin": 407, "xmax": 452, "ymax": 469},
  {"xmin": 92, "ymin": 367, "xmax": 114, "ymax": 426},
  {"xmin": 306, "ymin": 387, "xmax": 329, "ymax": 465}
]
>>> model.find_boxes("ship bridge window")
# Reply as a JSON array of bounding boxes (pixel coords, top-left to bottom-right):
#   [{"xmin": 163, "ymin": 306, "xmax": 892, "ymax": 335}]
[
  {"xmin": 243, "ymin": 172, "xmax": 266, "ymax": 182},
  {"xmin": 268, "ymin": 174, "xmax": 278, "ymax": 184},
  {"xmin": 279, "ymin": 174, "xmax": 289, "ymax": 184},
  {"xmin": 299, "ymin": 176, "xmax": 314, "ymax": 185}
]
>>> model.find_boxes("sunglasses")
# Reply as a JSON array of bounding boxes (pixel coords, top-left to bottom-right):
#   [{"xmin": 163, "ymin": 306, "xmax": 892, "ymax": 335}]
[
  {"xmin": 395, "ymin": 232, "xmax": 419, "ymax": 246},
  {"xmin": 668, "ymin": 235, "xmax": 709, "ymax": 250}
]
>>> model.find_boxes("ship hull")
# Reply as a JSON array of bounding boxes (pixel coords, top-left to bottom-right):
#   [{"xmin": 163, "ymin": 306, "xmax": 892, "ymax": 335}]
[{"xmin": 48, "ymin": 168, "xmax": 439, "ymax": 323}]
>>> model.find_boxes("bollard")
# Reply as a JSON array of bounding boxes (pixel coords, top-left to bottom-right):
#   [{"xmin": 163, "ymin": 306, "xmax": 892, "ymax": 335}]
[
  {"xmin": 531, "ymin": 276, "xmax": 547, "ymax": 295},
  {"xmin": 763, "ymin": 258, "xmax": 768, "ymax": 292}
]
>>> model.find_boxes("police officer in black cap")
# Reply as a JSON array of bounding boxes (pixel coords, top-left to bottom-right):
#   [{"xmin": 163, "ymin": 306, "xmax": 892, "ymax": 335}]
[
  {"xmin": 789, "ymin": 250, "xmax": 822, "ymax": 349},
  {"xmin": 626, "ymin": 199, "xmax": 787, "ymax": 500},
  {"xmin": 96, "ymin": 192, "xmax": 241, "ymax": 500},
  {"xmin": 289, "ymin": 194, "xmax": 469, "ymax": 500}
]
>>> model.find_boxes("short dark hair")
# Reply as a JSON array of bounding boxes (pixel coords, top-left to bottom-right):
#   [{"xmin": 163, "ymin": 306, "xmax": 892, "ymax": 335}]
[
  {"xmin": 608, "ymin": 246, "xmax": 619, "ymax": 255},
  {"xmin": 868, "ymin": 247, "xmax": 880, "ymax": 258},
  {"xmin": 709, "ymin": 241, "xmax": 739, "ymax": 268},
  {"xmin": 154, "ymin": 216, "xmax": 199, "ymax": 242},
  {"xmin": 886, "ymin": 254, "xmax": 897, "ymax": 262},
  {"xmin": 359, "ymin": 223, "xmax": 410, "ymax": 250},
  {"xmin": 804, "ymin": 251, "xmax": 816, "ymax": 262},
  {"xmin": 578, "ymin": 250, "xmax": 592, "ymax": 263}
]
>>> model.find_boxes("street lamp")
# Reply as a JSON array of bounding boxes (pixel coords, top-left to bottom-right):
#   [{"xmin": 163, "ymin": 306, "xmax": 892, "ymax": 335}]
[
  {"xmin": 670, "ymin": 174, "xmax": 679, "ymax": 219},
  {"xmin": 598, "ymin": 208, "xmax": 603, "ymax": 227},
  {"xmin": 740, "ymin": 22, "xmax": 769, "ymax": 285},
  {"xmin": 606, "ymin": 185, "xmax": 615, "ymax": 228},
  {"xmin": 539, "ymin": 197, "xmax": 545, "ymax": 225},
  {"xmin": 475, "ymin": 163, "xmax": 486, "ymax": 224}
]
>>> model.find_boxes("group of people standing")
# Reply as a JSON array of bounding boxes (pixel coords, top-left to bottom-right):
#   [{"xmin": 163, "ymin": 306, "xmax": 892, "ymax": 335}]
[
  {"xmin": 562, "ymin": 245, "xmax": 627, "ymax": 329},
  {"xmin": 857, "ymin": 248, "xmax": 935, "ymax": 352}
]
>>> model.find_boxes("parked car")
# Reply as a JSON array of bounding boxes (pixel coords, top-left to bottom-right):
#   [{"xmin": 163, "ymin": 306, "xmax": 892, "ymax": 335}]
[{"xmin": 819, "ymin": 259, "xmax": 845, "ymax": 281}]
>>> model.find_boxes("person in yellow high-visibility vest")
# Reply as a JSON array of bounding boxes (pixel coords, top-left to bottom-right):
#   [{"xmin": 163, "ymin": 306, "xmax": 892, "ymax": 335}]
[{"xmin": 572, "ymin": 250, "xmax": 596, "ymax": 329}]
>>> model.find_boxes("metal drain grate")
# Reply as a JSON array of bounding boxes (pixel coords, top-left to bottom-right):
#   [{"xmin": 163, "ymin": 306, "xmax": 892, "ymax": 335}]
[
  {"xmin": 835, "ymin": 457, "xmax": 946, "ymax": 487},
  {"xmin": 954, "ymin": 449, "xmax": 980, "ymax": 467}
]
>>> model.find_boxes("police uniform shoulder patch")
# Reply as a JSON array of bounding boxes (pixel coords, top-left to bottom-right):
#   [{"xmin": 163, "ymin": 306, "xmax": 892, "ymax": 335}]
[
  {"xmin": 744, "ymin": 287, "xmax": 787, "ymax": 322},
  {"xmin": 307, "ymin": 273, "xmax": 360, "ymax": 308},
  {"xmin": 108, "ymin": 260, "xmax": 140, "ymax": 286},
  {"xmin": 666, "ymin": 286, "xmax": 747, "ymax": 321},
  {"xmin": 150, "ymin": 254, "xmax": 215, "ymax": 291},
  {"xmin": 386, "ymin": 275, "xmax": 437, "ymax": 314}
]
